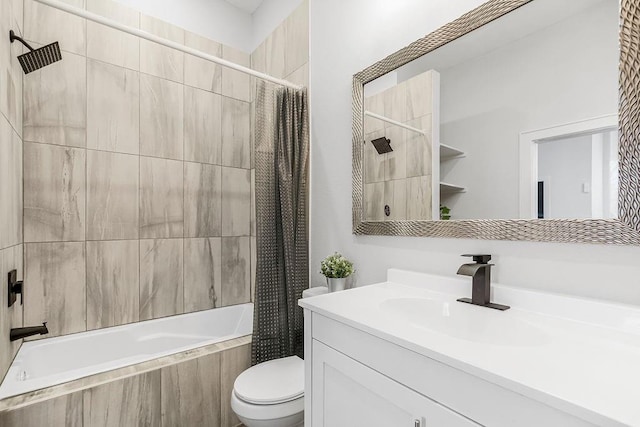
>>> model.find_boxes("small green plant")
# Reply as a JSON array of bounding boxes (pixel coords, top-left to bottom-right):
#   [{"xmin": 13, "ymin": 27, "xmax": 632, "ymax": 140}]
[
  {"xmin": 440, "ymin": 205, "xmax": 451, "ymax": 220},
  {"xmin": 320, "ymin": 252, "xmax": 354, "ymax": 278}
]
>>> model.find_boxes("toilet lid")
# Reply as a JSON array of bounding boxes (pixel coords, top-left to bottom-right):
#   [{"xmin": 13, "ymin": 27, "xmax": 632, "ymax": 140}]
[{"xmin": 233, "ymin": 356, "xmax": 304, "ymax": 405}]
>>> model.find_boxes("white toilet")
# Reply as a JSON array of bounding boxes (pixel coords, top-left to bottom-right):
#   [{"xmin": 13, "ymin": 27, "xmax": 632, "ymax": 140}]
[
  {"xmin": 231, "ymin": 355, "xmax": 305, "ymax": 427},
  {"xmin": 231, "ymin": 286, "xmax": 327, "ymax": 427}
]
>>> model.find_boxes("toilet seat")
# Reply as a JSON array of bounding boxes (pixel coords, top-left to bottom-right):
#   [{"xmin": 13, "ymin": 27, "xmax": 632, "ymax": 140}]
[
  {"xmin": 231, "ymin": 391, "xmax": 304, "ymax": 422},
  {"xmin": 233, "ymin": 356, "xmax": 304, "ymax": 405}
]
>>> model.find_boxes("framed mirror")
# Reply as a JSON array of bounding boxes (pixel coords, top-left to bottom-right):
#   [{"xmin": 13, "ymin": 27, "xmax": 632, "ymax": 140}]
[{"xmin": 352, "ymin": 0, "xmax": 640, "ymax": 244}]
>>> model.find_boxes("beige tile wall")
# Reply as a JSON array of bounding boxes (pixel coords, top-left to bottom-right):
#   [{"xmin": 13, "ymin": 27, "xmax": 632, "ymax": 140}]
[
  {"xmin": 364, "ymin": 70, "xmax": 436, "ymax": 221},
  {"xmin": 21, "ymin": 0, "xmax": 253, "ymax": 341},
  {"xmin": 0, "ymin": 342, "xmax": 251, "ymax": 427},
  {"xmin": 0, "ymin": 0, "xmax": 24, "ymax": 383}
]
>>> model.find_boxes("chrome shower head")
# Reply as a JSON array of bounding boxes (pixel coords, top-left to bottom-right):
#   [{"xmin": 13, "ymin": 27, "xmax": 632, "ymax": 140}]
[{"xmin": 9, "ymin": 30, "xmax": 62, "ymax": 74}]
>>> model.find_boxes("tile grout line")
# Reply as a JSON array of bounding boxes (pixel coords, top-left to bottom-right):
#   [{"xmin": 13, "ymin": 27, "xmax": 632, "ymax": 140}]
[{"xmin": 21, "ymin": 140, "xmax": 253, "ymax": 172}]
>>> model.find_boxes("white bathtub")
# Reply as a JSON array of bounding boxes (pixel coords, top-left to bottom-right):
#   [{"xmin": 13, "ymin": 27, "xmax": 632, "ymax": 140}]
[{"xmin": 0, "ymin": 303, "xmax": 253, "ymax": 400}]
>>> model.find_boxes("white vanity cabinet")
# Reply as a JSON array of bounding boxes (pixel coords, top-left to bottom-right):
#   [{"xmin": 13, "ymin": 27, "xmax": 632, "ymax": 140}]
[
  {"xmin": 311, "ymin": 339, "xmax": 478, "ymax": 427},
  {"xmin": 303, "ymin": 311, "xmax": 600, "ymax": 427}
]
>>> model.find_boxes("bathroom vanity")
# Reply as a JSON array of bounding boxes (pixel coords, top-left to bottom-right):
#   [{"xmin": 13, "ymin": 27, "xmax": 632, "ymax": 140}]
[{"xmin": 300, "ymin": 270, "xmax": 640, "ymax": 427}]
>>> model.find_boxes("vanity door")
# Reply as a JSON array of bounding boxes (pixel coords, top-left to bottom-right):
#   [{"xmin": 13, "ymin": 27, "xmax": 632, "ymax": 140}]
[{"xmin": 311, "ymin": 340, "xmax": 479, "ymax": 427}]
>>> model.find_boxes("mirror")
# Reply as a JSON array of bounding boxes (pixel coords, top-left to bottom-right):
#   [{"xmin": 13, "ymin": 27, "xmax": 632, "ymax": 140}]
[
  {"xmin": 353, "ymin": 0, "xmax": 640, "ymax": 243},
  {"xmin": 361, "ymin": 0, "xmax": 619, "ymax": 222}
]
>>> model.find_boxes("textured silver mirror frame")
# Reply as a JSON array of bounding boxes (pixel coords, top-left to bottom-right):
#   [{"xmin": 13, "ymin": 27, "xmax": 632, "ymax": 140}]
[{"xmin": 352, "ymin": 0, "xmax": 640, "ymax": 245}]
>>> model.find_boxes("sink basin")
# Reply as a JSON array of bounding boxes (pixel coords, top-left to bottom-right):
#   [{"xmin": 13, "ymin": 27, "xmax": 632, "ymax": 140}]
[{"xmin": 379, "ymin": 297, "xmax": 549, "ymax": 347}]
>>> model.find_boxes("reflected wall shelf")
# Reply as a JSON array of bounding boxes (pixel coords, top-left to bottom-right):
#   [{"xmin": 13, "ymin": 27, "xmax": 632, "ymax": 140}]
[
  {"xmin": 440, "ymin": 182, "xmax": 466, "ymax": 194},
  {"xmin": 440, "ymin": 143, "xmax": 465, "ymax": 160}
]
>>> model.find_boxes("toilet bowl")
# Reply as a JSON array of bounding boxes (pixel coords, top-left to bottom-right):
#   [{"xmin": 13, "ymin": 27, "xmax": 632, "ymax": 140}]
[
  {"xmin": 231, "ymin": 356, "xmax": 305, "ymax": 427},
  {"xmin": 231, "ymin": 287, "xmax": 327, "ymax": 426}
]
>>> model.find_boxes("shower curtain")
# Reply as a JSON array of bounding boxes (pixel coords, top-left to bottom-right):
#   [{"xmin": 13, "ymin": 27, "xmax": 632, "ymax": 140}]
[{"xmin": 252, "ymin": 81, "xmax": 309, "ymax": 364}]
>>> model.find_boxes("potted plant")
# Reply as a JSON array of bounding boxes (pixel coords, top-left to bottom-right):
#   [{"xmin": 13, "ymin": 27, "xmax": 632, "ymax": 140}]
[
  {"xmin": 320, "ymin": 252, "xmax": 355, "ymax": 292},
  {"xmin": 440, "ymin": 205, "xmax": 451, "ymax": 220}
]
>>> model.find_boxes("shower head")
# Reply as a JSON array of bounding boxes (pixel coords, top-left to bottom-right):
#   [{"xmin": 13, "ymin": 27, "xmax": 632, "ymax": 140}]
[
  {"xmin": 371, "ymin": 136, "xmax": 393, "ymax": 154},
  {"xmin": 9, "ymin": 30, "xmax": 62, "ymax": 74}
]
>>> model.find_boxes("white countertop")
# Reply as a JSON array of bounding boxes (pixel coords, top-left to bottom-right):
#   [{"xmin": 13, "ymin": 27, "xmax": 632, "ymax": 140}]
[{"xmin": 299, "ymin": 269, "xmax": 640, "ymax": 427}]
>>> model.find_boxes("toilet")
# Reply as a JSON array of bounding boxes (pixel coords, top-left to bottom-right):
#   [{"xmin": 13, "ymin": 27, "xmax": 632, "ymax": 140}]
[
  {"xmin": 231, "ymin": 286, "xmax": 328, "ymax": 427},
  {"xmin": 231, "ymin": 356, "xmax": 305, "ymax": 427}
]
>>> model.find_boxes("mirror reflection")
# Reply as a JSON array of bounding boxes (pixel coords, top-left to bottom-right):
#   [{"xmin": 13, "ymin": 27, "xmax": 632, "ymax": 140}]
[{"xmin": 362, "ymin": 0, "xmax": 618, "ymax": 221}]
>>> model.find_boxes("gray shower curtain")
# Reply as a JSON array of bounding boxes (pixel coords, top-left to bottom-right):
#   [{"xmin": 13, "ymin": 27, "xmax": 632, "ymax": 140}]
[{"xmin": 252, "ymin": 81, "xmax": 309, "ymax": 364}]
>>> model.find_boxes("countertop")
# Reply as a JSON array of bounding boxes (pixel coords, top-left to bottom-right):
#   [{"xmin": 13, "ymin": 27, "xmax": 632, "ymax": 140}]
[{"xmin": 299, "ymin": 269, "xmax": 640, "ymax": 427}]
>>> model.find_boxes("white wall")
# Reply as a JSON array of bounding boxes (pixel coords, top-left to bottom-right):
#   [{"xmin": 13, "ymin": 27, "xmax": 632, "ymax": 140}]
[
  {"xmin": 114, "ymin": 0, "xmax": 253, "ymax": 51},
  {"xmin": 309, "ymin": 0, "xmax": 640, "ymax": 305},
  {"xmin": 251, "ymin": 0, "xmax": 304, "ymax": 50}
]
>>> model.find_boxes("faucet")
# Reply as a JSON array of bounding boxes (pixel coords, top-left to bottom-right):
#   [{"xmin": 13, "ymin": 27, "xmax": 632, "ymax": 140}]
[
  {"xmin": 10, "ymin": 322, "xmax": 48, "ymax": 341},
  {"xmin": 456, "ymin": 254, "xmax": 510, "ymax": 311}
]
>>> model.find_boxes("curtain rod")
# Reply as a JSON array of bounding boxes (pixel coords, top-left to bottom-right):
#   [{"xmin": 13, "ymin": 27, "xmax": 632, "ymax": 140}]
[
  {"xmin": 364, "ymin": 111, "xmax": 426, "ymax": 135},
  {"xmin": 33, "ymin": 0, "xmax": 304, "ymax": 90}
]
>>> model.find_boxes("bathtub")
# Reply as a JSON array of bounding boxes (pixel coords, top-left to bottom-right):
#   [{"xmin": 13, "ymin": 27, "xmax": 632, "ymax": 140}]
[{"xmin": 0, "ymin": 303, "xmax": 253, "ymax": 400}]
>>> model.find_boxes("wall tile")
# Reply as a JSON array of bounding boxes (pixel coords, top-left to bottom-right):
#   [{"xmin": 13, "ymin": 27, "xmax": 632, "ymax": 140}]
[
  {"xmin": 0, "ymin": 391, "xmax": 83, "ymax": 426},
  {"xmin": 221, "ymin": 46, "xmax": 250, "ymax": 102},
  {"xmin": 383, "ymin": 125, "xmax": 407, "ymax": 180},
  {"xmin": 264, "ymin": 25, "xmax": 286, "ymax": 79},
  {"xmin": 161, "ymin": 352, "xmax": 221, "ymax": 426},
  {"xmin": 364, "ymin": 93, "xmax": 385, "ymax": 134},
  {"xmin": 184, "ymin": 86, "xmax": 222, "ymax": 165},
  {"xmin": 284, "ymin": 0, "xmax": 309, "ymax": 77},
  {"xmin": 24, "ymin": 0, "xmax": 86, "ymax": 56},
  {"xmin": 23, "ymin": 50, "xmax": 86, "ymax": 147},
  {"xmin": 221, "ymin": 98, "xmax": 250, "ymax": 169},
  {"xmin": 86, "ymin": 0, "xmax": 140, "ymax": 70},
  {"xmin": 87, "ymin": 59, "xmax": 140, "ymax": 155},
  {"xmin": 86, "ymin": 240, "xmax": 139, "ymax": 330},
  {"xmin": 0, "ymin": 0, "xmax": 24, "ymax": 136},
  {"xmin": 0, "ymin": 119, "xmax": 22, "ymax": 249},
  {"xmin": 87, "ymin": 150, "xmax": 139, "ymax": 240},
  {"xmin": 383, "ymin": 80, "xmax": 408, "ymax": 123},
  {"xmin": 140, "ymin": 15, "xmax": 184, "ymax": 83},
  {"xmin": 83, "ymin": 371, "xmax": 160, "ymax": 427},
  {"xmin": 220, "ymin": 343, "xmax": 251, "ymax": 427},
  {"xmin": 285, "ymin": 62, "xmax": 309, "ymax": 89},
  {"xmin": 184, "ymin": 162, "xmax": 221, "ymax": 238},
  {"xmin": 140, "ymin": 238, "xmax": 183, "ymax": 320},
  {"xmin": 140, "ymin": 157, "xmax": 183, "ymax": 239},
  {"xmin": 184, "ymin": 31, "xmax": 222, "ymax": 94},
  {"xmin": 365, "ymin": 182, "xmax": 385, "ymax": 221},
  {"xmin": 221, "ymin": 167, "xmax": 250, "ymax": 237},
  {"xmin": 184, "ymin": 238, "xmax": 221, "ymax": 312},
  {"xmin": 364, "ymin": 129, "xmax": 385, "ymax": 184},
  {"xmin": 221, "ymin": 237, "xmax": 250, "ymax": 307},
  {"xmin": 140, "ymin": 74, "xmax": 184, "ymax": 160},
  {"xmin": 0, "ymin": 245, "xmax": 24, "ymax": 382},
  {"xmin": 24, "ymin": 242, "xmax": 86, "ymax": 339},
  {"xmin": 10, "ymin": 0, "xmax": 23, "ymax": 34},
  {"xmin": 407, "ymin": 176, "xmax": 433, "ymax": 220},
  {"xmin": 406, "ymin": 71, "xmax": 433, "ymax": 121},
  {"xmin": 384, "ymin": 179, "xmax": 407, "ymax": 221},
  {"xmin": 24, "ymin": 142, "xmax": 85, "ymax": 242},
  {"xmin": 406, "ymin": 115, "xmax": 433, "ymax": 178},
  {"xmin": 251, "ymin": 42, "xmax": 266, "ymax": 74}
]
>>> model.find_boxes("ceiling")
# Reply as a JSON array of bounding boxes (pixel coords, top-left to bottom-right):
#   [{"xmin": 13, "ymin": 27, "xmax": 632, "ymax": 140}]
[{"xmin": 224, "ymin": 0, "xmax": 265, "ymax": 14}]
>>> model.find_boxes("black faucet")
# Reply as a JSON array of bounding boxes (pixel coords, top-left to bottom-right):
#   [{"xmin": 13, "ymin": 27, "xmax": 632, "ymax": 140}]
[
  {"xmin": 456, "ymin": 254, "xmax": 509, "ymax": 311},
  {"xmin": 10, "ymin": 322, "xmax": 48, "ymax": 341}
]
